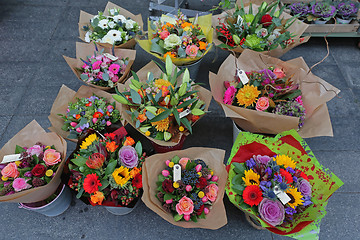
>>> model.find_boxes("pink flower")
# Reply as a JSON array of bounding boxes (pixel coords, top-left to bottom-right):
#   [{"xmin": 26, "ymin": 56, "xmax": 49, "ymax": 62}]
[
  {"xmin": 92, "ymin": 118, "xmax": 98, "ymax": 124},
  {"xmin": 159, "ymin": 30, "xmax": 170, "ymax": 40},
  {"xmin": 27, "ymin": 145, "xmax": 43, "ymax": 156},
  {"xmin": 43, "ymin": 149, "xmax": 61, "ymax": 166},
  {"xmin": 184, "ymin": 215, "xmax": 190, "ymax": 221},
  {"xmin": 102, "ymin": 57, "xmax": 111, "ymax": 64},
  {"xmin": 211, "ymin": 175, "xmax": 219, "ymax": 182},
  {"xmin": 223, "ymin": 86, "xmax": 236, "ymax": 105},
  {"xmin": 120, "ymin": 64, "xmax": 127, "ymax": 74},
  {"xmin": 111, "ymin": 75, "xmax": 119, "ymax": 83},
  {"xmin": 70, "ymin": 122, "xmax": 77, "ymax": 127},
  {"xmin": 97, "ymin": 71, "xmax": 103, "ymax": 80},
  {"xmin": 106, "ymin": 121, "xmax": 112, "ymax": 126},
  {"xmin": 202, "ymin": 196, "xmax": 208, "ymax": 202},
  {"xmin": 109, "ymin": 64, "xmax": 120, "ymax": 74},
  {"xmin": 295, "ymin": 96, "xmax": 304, "ymax": 106},
  {"xmin": 1, "ymin": 162, "xmax": 19, "ymax": 178},
  {"xmin": 76, "ymin": 127, "xmax": 82, "ymax": 133},
  {"xmin": 273, "ymin": 68, "xmax": 285, "ymax": 78},
  {"xmin": 195, "ymin": 164, "xmax": 202, "ymax": 172},
  {"xmin": 176, "ymin": 196, "xmax": 194, "ymax": 216},
  {"xmin": 82, "ymin": 64, "xmax": 89, "ymax": 70},
  {"xmin": 185, "ymin": 185, "xmax": 192, "ymax": 192},
  {"xmin": 162, "ymin": 170, "xmax": 170, "ymax": 177},
  {"xmin": 165, "ymin": 160, "xmax": 171, "ymax": 166},
  {"xmin": 224, "ymin": 81, "xmax": 230, "ymax": 88},
  {"xmin": 205, "ymin": 183, "xmax": 218, "ymax": 202},
  {"xmin": 204, "ymin": 207, "xmax": 210, "ymax": 215},
  {"xmin": 185, "ymin": 45, "xmax": 199, "ymax": 58},
  {"xmin": 92, "ymin": 61, "xmax": 102, "ymax": 70},
  {"xmin": 179, "ymin": 157, "xmax": 189, "ymax": 170},
  {"xmin": 256, "ymin": 97, "xmax": 270, "ymax": 111},
  {"xmin": 12, "ymin": 178, "xmax": 32, "ymax": 192},
  {"xmin": 108, "ymin": 71, "xmax": 114, "ymax": 78},
  {"xmin": 165, "ymin": 199, "xmax": 173, "ymax": 204}
]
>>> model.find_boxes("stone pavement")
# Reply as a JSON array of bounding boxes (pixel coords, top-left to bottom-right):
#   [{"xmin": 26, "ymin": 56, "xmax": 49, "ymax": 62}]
[{"xmin": 0, "ymin": 0, "xmax": 359, "ymax": 239}]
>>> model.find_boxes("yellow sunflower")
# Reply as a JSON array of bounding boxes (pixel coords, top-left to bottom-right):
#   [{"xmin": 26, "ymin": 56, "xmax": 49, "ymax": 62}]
[
  {"xmin": 80, "ymin": 134, "xmax": 98, "ymax": 149},
  {"xmin": 154, "ymin": 79, "xmax": 173, "ymax": 89},
  {"xmin": 274, "ymin": 155, "xmax": 297, "ymax": 169},
  {"xmin": 236, "ymin": 85, "xmax": 260, "ymax": 107},
  {"xmin": 286, "ymin": 187, "xmax": 304, "ymax": 209},
  {"xmin": 112, "ymin": 166, "xmax": 131, "ymax": 187},
  {"xmin": 242, "ymin": 169, "xmax": 260, "ymax": 186},
  {"xmin": 151, "ymin": 108, "xmax": 170, "ymax": 132}
]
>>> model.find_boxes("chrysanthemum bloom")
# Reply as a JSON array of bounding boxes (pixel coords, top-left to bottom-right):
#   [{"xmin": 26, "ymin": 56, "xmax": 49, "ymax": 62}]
[
  {"xmin": 236, "ymin": 85, "xmax": 260, "ymax": 107},
  {"xmin": 286, "ymin": 187, "xmax": 304, "ymax": 209},
  {"xmin": 151, "ymin": 108, "xmax": 170, "ymax": 132},
  {"xmin": 83, "ymin": 173, "xmax": 102, "ymax": 194},
  {"xmin": 132, "ymin": 173, "xmax": 142, "ymax": 189},
  {"xmin": 273, "ymin": 155, "xmax": 296, "ymax": 169},
  {"xmin": 90, "ymin": 191, "xmax": 104, "ymax": 205},
  {"xmin": 112, "ymin": 166, "xmax": 131, "ymax": 187},
  {"xmin": 80, "ymin": 134, "xmax": 98, "ymax": 149},
  {"xmin": 242, "ymin": 169, "xmax": 260, "ymax": 186},
  {"xmin": 86, "ymin": 153, "xmax": 105, "ymax": 169},
  {"xmin": 243, "ymin": 185, "xmax": 263, "ymax": 206}
]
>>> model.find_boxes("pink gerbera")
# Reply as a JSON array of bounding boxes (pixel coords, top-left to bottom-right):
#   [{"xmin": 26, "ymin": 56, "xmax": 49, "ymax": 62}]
[
  {"xmin": 109, "ymin": 64, "xmax": 120, "ymax": 74},
  {"xmin": 223, "ymin": 86, "xmax": 237, "ymax": 105},
  {"xmin": 92, "ymin": 61, "xmax": 102, "ymax": 70}
]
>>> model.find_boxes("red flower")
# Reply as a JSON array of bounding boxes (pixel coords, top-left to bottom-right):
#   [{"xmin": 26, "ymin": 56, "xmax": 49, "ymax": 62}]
[
  {"xmin": 300, "ymin": 171, "xmax": 309, "ymax": 181},
  {"xmin": 93, "ymin": 112, "xmax": 103, "ymax": 118},
  {"xmin": 132, "ymin": 174, "xmax": 142, "ymax": 189},
  {"xmin": 104, "ymin": 133, "xmax": 116, "ymax": 141},
  {"xmin": 261, "ymin": 14, "xmax": 273, "ymax": 27},
  {"xmin": 86, "ymin": 153, "xmax": 105, "ymax": 169},
  {"xmin": 111, "ymin": 189, "xmax": 119, "ymax": 201},
  {"xmin": 162, "ymin": 179, "xmax": 174, "ymax": 193},
  {"xmin": 196, "ymin": 204, "xmax": 204, "ymax": 215},
  {"xmin": 85, "ymin": 102, "xmax": 92, "ymax": 107},
  {"xmin": 31, "ymin": 164, "xmax": 47, "ymax": 177},
  {"xmin": 279, "ymin": 168, "xmax": 293, "ymax": 184},
  {"xmin": 196, "ymin": 177, "xmax": 207, "ymax": 189},
  {"xmin": 83, "ymin": 173, "xmax": 102, "ymax": 194},
  {"xmin": 243, "ymin": 185, "xmax": 263, "ymax": 206}
]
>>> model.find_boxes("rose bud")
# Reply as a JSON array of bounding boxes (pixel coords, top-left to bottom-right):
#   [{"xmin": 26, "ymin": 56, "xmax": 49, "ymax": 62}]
[
  {"xmin": 162, "ymin": 170, "xmax": 170, "ymax": 177},
  {"xmin": 184, "ymin": 215, "xmax": 190, "ymax": 221},
  {"xmin": 195, "ymin": 164, "xmax": 202, "ymax": 172}
]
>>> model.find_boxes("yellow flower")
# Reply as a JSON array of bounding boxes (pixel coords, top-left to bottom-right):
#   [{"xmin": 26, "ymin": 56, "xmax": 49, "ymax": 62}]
[
  {"xmin": 46, "ymin": 169, "xmax": 54, "ymax": 177},
  {"xmin": 210, "ymin": 170, "xmax": 214, "ymax": 175},
  {"xmin": 198, "ymin": 191, "xmax": 205, "ymax": 198},
  {"xmin": 168, "ymin": 162, "xmax": 174, "ymax": 168},
  {"xmin": 286, "ymin": 187, "xmax": 304, "ymax": 209},
  {"xmin": 151, "ymin": 108, "xmax": 170, "ymax": 132},
  {"xmin": 242, "ymin": 169, "xmax": 260, "ymax": 186},
  {"xmin": 154, "ymin": 79, "xmax": 173, "ymax": 89},
  {"xmin": 236, "ymin": 85, "xmax": 260, "ymax": 107},
  {"xmin": 179, "ymin": 126, "xmax": 184, "ymax": 132},
  {"xmin": 112, "ymin": 166, "xmax": 131, "ymax": 187},
  {"xmin": 197, "ymin": 172, "xmax": 202, "ymax": 177},
  {"xmin": 173, "ymin": 182, "xmax": 179, "ymax": 188},
  {"xmin": 80, "ymin": 134, "xmax": 98, "ymax": 149},
  {"xmin": 45, "ymin": 146, "xmax": 51, "ymax": 150},
  {"xmin": 1, "ymin": 176, "xmax": 8, "ymax": 181},
  {"xmin": 145, "ymin": 131, "xmax": 151, "ymax": 136},
  {"xmin": 274, "ymin": 155, "xmax": 297, "ymax": 169},
  {"xmin": 15, "ymin": 161, "xmax": 21, "ymax": 166}
]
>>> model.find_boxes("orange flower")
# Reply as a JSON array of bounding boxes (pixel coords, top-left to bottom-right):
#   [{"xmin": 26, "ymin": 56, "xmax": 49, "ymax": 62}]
[
  {"xmin": 138, "ymin": 88, "xmax": 145, "ymax": 98},
  {"xmin": 123, "ymin": 136, "xmax": 135, "ymax": 146},
  {"xmin": 162, "ymin": 22, "xmax": 174, "ymax": 30},
  {"xmin": 93, "ymin": 112, "xmax": 103, "ymax": 118},
  {"xmin": 137, "ymin": 110, "xmax": 147, "ymax": 123},
  {"xmin": 130, "ymin": 167, "xmax": 141, "ymax": 178},
  {"xmin": 106, "ymin": 141, "xmax": 119, "ymax": 152},
  {"xmin": 199, "ymin": 41, "xmax": 207, "ymax": 50},
  {"xmin": 75, "ymin": 114, "xmax": 81, "ymax": 119},
  {"xmin": 90, "ymin": 191, "xmax": 104, "ymax": 205},
  {"xmin": 181, "ymin": 22, "xmax": 193, "ymax": 29},
  {"xmin": 86, "ymin": 153, "xmax": 105, "ymax": 169},
  {"xmin": 164, "ymin": 51, "xmax": 176, "ymax": 59}
]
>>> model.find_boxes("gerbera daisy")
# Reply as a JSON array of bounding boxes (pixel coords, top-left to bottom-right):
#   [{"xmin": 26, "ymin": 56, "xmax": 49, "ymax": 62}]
[
  {"xmin": 109, "ymin": 63, "xmax": 120, "ymax": 75},
  {"xmin": 80, "ymin": 134, "xmax": 98, "ymax": 149},
  {"xmin": 243, "ymin": 185, "xmax": 263, "ymax": 206},
  {"xmin": 151, "ymin": 108, "xmax": 170, "ymax": 132},
  {"xmin": 130, "ymin": 167, "xmax": 141, "ymax": 178},
  {"xmin": 154, "ymin": 79, "xmax": 173, "ymax": 89},
  {"xmin": 132, "ymin": 173, "xmax": 142, "ymax": 189},
  {"xmin": 112, "ymin": 166, "xmax": 131, "ymax": 187},
  {"xmin": 279, "ymin": 168, "xmax": 293, "ymax": 184},
  {"xmin": 273, "ymin": 155, "xmax": 296, "ymax": 169},
  {"xmin": 83, "ymin": 173, "xmax": 102, "ymax": 194},
  {"xmin": 286, "ymin": 187, "xmax": 304, "ymax": 209},
  {"xmin": 236, "ymin": 85, "xmax": 260, "ymax": 107},
  {"xmin": 242, "ymin": 169, "xmax": 260, "ymax": 186},
  {"xmin": 223, "ymin": 86, "xmax": 236, "ymax": 105}
]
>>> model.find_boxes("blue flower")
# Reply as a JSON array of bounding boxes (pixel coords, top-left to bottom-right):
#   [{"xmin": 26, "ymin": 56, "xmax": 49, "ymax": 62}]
[
  {"xmin": 246, "ymin": 158, "xmax": 256, "ymax": 168},
  {"xmin": 302, "ymin": 196, "xmax": 313, "ymax": 206},
  {"xmin": 265, "ymin": 167, "xmax": 272, "ymax": 175},
  {"xmin": 285, "ymin": 207, "xmax": 297, "ymax": 215},
  {"xmin": 286, "ymin": 167, "xmax": 295, "ymax": 174}
]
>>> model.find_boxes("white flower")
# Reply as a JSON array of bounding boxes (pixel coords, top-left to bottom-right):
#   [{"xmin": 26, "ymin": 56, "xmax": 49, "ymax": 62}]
[
  {"xmin": 125, "ymin": 19, "xmax": 136, "ymax": 30},
  {"xmin": 267, "ymin": 34, "xmax": 276, "ymax": 42},
  {"xmin": 112, "ymin": 14, "xmax": 126, "ymax": 23},
  {"xmin": 108, "ymin": 21, "xmax": 116, "ymax": 28},
  {"xmin": 101, "ymin": 35, "xmax": 114, "ymax": 44},
  {"xmin": 164, "ymin": 34, "xmax": 182, "ymax": 50},
  {"xmin": 106, "ymin": 30, "xmax": 123, "ymax": 43},
  {"xmin": 99, "ymin": 19, "xmax": 109, "ymax": 29},
  {"xmin": 125, "ymin": 35, "xmax": 129, "ymax": 40},
  {"xmin": 109, "ymin": 9, "xmax": 115, "ymax": 15},
  {"xmin": 85, "ymin": 31, "xmax": 91, "ymax": 42}
]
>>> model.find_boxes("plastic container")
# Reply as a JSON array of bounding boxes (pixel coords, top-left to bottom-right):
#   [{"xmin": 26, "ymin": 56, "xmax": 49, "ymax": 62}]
[
  {"xmin": 314, "ymin": 20, "xmax": 328, "ymax": 24},
  {"xmin": 336, "ymin": 17, "xmax": 352, "ymax": 24},
  {"xmin": 104, "ymin": 198, "xmax": 141, "ymax": 215},
  {"xmin": 18, "ymin": 184, "xmax": 72, "ymax": 217},
  {"xmin": 150, "ymin": 135, "xmax": 186, "ymax": 153},
  {"xmin": 177, "ymin": 59, "xmax": 202, "ymax": 80}
]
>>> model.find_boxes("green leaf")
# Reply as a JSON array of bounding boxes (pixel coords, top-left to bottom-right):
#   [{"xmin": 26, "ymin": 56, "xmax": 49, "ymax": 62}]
[
  {"xmin": 105, "ymin": 160, "xmax": 117, "ymax": 175},
  {"xmin": 130, "ymin": 88, "xmax": 142, "ymax": 104},
  {"xmin": 178, "ymin": 82, "xmax": 187, "ymax": 96},
  {"xmin": 164, "ymin": 193, "xmax": 175, "ymax": 201},
  {"xmin": 145, "ymin": 110, "xmax": 155, "ymax": 120},
  {"xmin": 99, "ymin": 180, "xmax": 109, "ymax": 191},
  {"xmin": 155, "ymin": 132, "xmax": 164, "ymax": 140},
  {"xmin": 174, "ymin": 214, "xmax": 183, "ymax": 222},
  {"xmin": 198, "ymin": 211, "xmax": 206, "ymax": 219},
  {"xmin": 102, "ymin": 72, "xmax": 109, "ymax": 81},
  {"xmin": 80, "ymin": 74, "xmax": 89, "ymax": 81},
  {"xmin": 232, "ymin": 162, "xmax": 246, "ymax": 174},
  {"xmin": 151, "ymin": 59, "xmax": 166, "ymax": 73},
  {"xmin": 76, "ymin": 188, "xmax": 84, "ymax": 199},
  {"xmin": 131, "ymin": 76, "xmax": 142, "ymax": 89},
  {"xmin": 67, "ymin": 131, "xmax": 78, "ymax": 139},
  {"xmin": 15, "ymin": 145, "xmax": 26, "ymax": 154},
  {"xmin": 180, "ymin": 118, "xmax": 192, "ymax": 134},
  {"xmin": 136, "ymin": 119, "xmax": 140, "ymax": 128},
  {"xmin": 147, "ymin": 72, "xmax": 154, "ymax": 82},
  {"xmin": 113, "ymin": 94, "xmax": 129, "ymax": 104},
  {"xmin": 239, "ymin": 201, "xmax": 251, "ymax": 209},
  {"xmin": 33, "ymin": 155, "xmax": 39, "ymax": 165},
  {"xmin": 232, "ymin": 184, "xmax": 245, "ymax": 195},
  {"xmin": 172, "ymin": 155, "xmax": 180, "ymax": 163},
  {"xmin": 191, "ymin": 108, "xmax": 205, "ymax": 116},
  {"xmin": 173, "ymin": 109, "xmax": 180, "ymax": 125},
  {"xmin": 165, "ymin": 55, "xmax": 173, "ymax": 76},
  {"xmin": 135, "ymin": 141, "xmax": 142, "ymax": 156},
  {"xmin": 158, "ymin": 174, "xmax": 166, "ymax": 182},
  {"xmin": 178, "ymin": 98, "xmax": 197, "ymax": 109},
  {"xmin": 150, "ymin": 42, "xmax": 165, "ymax": 55},
  {"xmin": 164, "ymin": 132, "xmax": 171, "ymax": 141},
  {"xmin": 191, "ymin": 215, "xmax": 198, "ymax": 222},
  {"xmin": 150, "ymin": 108, "xmax": 171, "ymax": 122},
  {"xmin": 182, "ymin": 69, "xmax": 190, "ymax": 83},
  {"xmin": 155, "ymin": 91, "xmax": 162, "ymax": 102},
  {"xmin": 178, "ymin": 47, "xmax": 186, "ymax": 58},
  {"xmin": 232, "ymin": 174, "xmax": 243, "ymax": 185},
  {"xmin": 71, "ymin": 156, "xmax": 88, "ymax": 167}
]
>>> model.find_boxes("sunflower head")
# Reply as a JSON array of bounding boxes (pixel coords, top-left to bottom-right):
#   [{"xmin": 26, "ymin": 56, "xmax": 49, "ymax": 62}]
[
  {"xmin": 112, "ymin": 166, "xmax": 131, "ymax": 187},
  {"xmin": 286, "ymin": 187, "xmax": 304, "ymax": 209},
  {"xmin": 236, "ymin": 84, "xmax": 260, "ymax": 107},
  {"xmin": 151, "ymin": 108, "xmax": 170, "ymax": 132},
  {"xmin": 274, "ymin": 155, "xmax": 297, "ymax": 169},
  {"xmin": 242, "ymin": 169, "xmax": 260, "ymax": 186},
  {"xmin": 80, "ymin": 134, "xmax": 98, "ymax": 149}
]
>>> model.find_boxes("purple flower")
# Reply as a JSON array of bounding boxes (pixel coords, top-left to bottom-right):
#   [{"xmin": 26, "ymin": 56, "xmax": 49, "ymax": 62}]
[
  {"xmin": 265, "ymin": 167, "xmax": 272, "ymax": 175},
  {"xmin": 80, "ymin": 122, "xmax": 90, "ymax": 130},
  {"xmin": 118, "ymin": 146, "xmax": 138, "ymax": 168},
  {"xmin": 0, "ymin": 164, "xmax": 6, "ymax": 170},
  {"xmin": 5, "ymin": 191, "xmax": 15, "ymax": 196},
  {"xmin": 337, "ymin": 2, "xmax": 358, "ymax": 19},
  {"xmin": 259, "ymin": 69, "xmax": 276, "ymax": 79},
  {"xmin": 89, "ymin": 96, "xmax": 99, "ymax": 102},
  {"xmin": 285, "ymin": 207, "xmax": 297, "ymax": 215},
  {"xmin": 274, "ymin": 174, "xmax": 283, "ymax": 183},
  {"xmin": 286, "ymin": 167, "xmax": 295, "ymax": 174},
  {"xmin": 311, "ymin": 2, "xmax": 336, "ymax": 19},
  {"xmin": 302, "ymin": 195, "xmax": 313, "ymax": 206},
  {"xmin": 3, "ymin": 181, "xmax": 11, "ymax": 187},
  {"xmin": 246, "ymin": 158, "xmax": 256, "ymax": 168},
  {"xmin": 289, "ymin": 3, "xmax": 310, "ymax": 17},
  {"xmin": 97, "ymin": 108, "xmax": 104, "ymax": 114},
  {"xmin": 297, "ymin": 179, "xmax": 312, "ymax": 196},
  {"xmin": 258, "ymin": 198, "xmax": 285, "ymax": 226},
  {"xmin": 24, "ymin": 171, "xmax": 33, "ymax": 178},
  {"xmin": 256, "ymin": 155, "xmax": 272, "ymax": 165}
]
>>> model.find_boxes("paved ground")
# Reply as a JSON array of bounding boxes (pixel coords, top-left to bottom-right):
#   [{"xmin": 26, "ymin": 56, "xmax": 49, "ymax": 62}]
[{"xmin": 0, "ymin": 0, "xmax": 359, "ymax": 239}]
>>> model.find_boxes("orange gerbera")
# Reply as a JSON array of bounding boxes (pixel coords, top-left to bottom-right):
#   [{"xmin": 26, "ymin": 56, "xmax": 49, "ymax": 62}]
[
  {"xmin": 130, "ymin": 167, "xmax": 141, "ymax": 178},
  {"xmin": 90, "ymin": 191, "xmax": 104, "ymax": 205},
  {"xmin": 164, "ymin": 51, "xmax": 176, "ymax": 59},
  {"xmin": 199, "ymin": 41, "xmax": 207, "ymax": 50},
  {"xmin": 83, "ymin": 173, "xmax": 102, "ymax": 194},
  {"xmin": 106, "ymin": 141, "xmax": 119, "ymax": 152},
  {"xmin": 123, "ymin": 136, "xmax": 135, "ymax": 146}
]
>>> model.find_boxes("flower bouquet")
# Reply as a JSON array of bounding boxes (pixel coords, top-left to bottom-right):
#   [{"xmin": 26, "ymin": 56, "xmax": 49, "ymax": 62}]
[
  {"xmin": 209, "ymin": 49, "xmax": 340, "ymax": 137},
  {"xmin": 137, "ymin": 13, "xmax": 213, "ymax": 66},
  {"xmin": 114, "ymin": 56, "xmax": 212, "ymax": 149},
  {"xmin": 48, "ymin": 85, "xmax": 123, "ymax": 142},
  {"xmin": 64, "ymin": 42, "xmax": 136, "ymax": 90},
  {"xmin": 0, "ymin": 120, "xmax": 67, "ymax": 203},
  {"xmin": 66, "ymin": 127, "xmax": 145, "ymax": 209},
  {"xmin": 142, "ymin": 147, "xmax": 228, "ymax": 229},
  {"xmin": 212, "ymin": 0, "xmax": 309, "ymax": 57},
  {"xmin": 79, "ymin": 1, "xmax": 143, "ymax": 49},
  {"xmin": 226, "ymin": 129, "xmax": 343, "ymax": 238}
]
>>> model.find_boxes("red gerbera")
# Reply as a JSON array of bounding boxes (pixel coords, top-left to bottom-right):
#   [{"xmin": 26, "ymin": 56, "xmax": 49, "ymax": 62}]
[
  {"xmin": 132, "ymin": 173, "xmax": 142, "ymax": 189},
  {"xmin": 83, "ymin": 173, "xmax": 102, "ymax": 194},
  {"xmin": 300, "ymin": 171, "xmax": 309, "ymax": 181},
  {"xmin": 279, "ymin": 168, "xmax": 293, "ymax": 184},
  {"xmin": 243, "ymin": 185, "xmax": 263, "ymax": 206}
]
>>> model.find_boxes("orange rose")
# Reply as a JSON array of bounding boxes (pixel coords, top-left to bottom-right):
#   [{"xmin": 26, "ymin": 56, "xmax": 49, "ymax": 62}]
[
  {"xmin": 1, "ymin": 162, "xmax": 19, "ymax": 178},
  {"xmin": 90, "ymin": 191, "xmax": 104, "ymax": 205},
  {"xmin": 43, "ymin": 149, "xmax": 61, "ymax": 166},
  {"xmin": 205, "ymin": 183, "xmax": 218, "ymax": 202},
  {"xmin": 199, "ymin": 41, "xmax": 207, "ymax": 50},
  {"xmin": 123, "ymin": 137, "xmax": 135, "ymax": 146},
  {"xmin": 179, "ymin": 158, "xmax": 189, "ymax": 170},
  {"xmin": 106, "ymin": 141, "xmax": 119, "ymax": 152}
]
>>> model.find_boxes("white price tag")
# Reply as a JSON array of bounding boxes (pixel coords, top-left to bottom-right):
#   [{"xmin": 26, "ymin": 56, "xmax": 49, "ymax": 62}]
[
  {"xmin": 2, "ymin": 154, "xmax": 21, "ymax": 164},
  {"xmin": 273, "ymin": 185, "xmax": 291, "ymax": 205},
  {"xmin": 173, "ymin": 164, "xmax": 181, "ymax": 182},
  {"xmin": 236, "ymin": 69, "xmax": 249, "ymax": 85},
  {"xmin": 103, "ymin": 53, "xmax": 118, "ymax": 61},
  {"xmin": 179, "ymin": 109, "xmax": 191, "ymax": 119}
]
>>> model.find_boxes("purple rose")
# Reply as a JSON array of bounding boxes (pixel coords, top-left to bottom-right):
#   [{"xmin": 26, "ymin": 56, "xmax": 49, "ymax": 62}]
[
  {"xmin": 118, "ymin": 146, "xmax": 138, "ymax": 168},
  {"xmin": 258, "ymin": 199, "xmax": 285, "ymax": 226},
  {"xmin": 297, "ymin": 179, "xmax": 312, "ymax": 197},
  {"xmin": 26, "ymin": 145, "xmax": 43, "ymax": 157},
  {"xmin": 255, "ymin": 155, "xmax": 271, "ymax": 165}
]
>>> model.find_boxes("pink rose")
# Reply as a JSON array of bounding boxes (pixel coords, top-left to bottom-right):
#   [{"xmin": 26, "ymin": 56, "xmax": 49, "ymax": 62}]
[
  {"xmin": 27, "ymin": 145, "xmax": 43, "ymax": 156},
  {"xmin": 273, "ymin": 68, "xmax": 285, "ymax": 79},
  {"xmin": 179, "ymin": 158, "xmax": 189, "ymax": 170},
  {"xmin": 176, "ymin": 196, "xmax": 194, "ymax": 216},
  {"xmin": 12, "ymin": 178, "xmax": 32, "ymax": 192},
  {"xmin": 1, "ymin": 162, "xmax": 19, "ymax": 178},
  {"xmin": 185, "ymin": 45, "xmax": 199, "ymax": 58},
  {"xmin": 256, "ymin": 97, "xmax": 270, "ymax": 111},
  {"xmin": 205, "ymin": 183, "xmax": 218, "ymax": 202},
  {"xmin": 43, "ymin": 149, "xmax": 61, "ymax": 166},
  {"xmin": 159, "ymin": 30, "xmax": 170, "ymax": 40}
]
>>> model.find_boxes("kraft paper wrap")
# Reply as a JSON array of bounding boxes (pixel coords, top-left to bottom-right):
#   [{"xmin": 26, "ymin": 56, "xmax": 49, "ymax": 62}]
[
  {"xmin": 0, "ymin": 120, "xmax": 67, "ymax": 203},
  {"xmin": 209, "ymin": 49, "xmax": 340, "ymax": 138},
  {"xmin": 78, "ymin": 1, "xmax": 144, "ymax": 49},
  {"xmin": 212, "ymin": 2, "xmax": 310, "ymax": 58},
  {"xmin": 63, "ymin": 42, "xmax": 136, "ymax": 90},
  {"xmin": 142, "ymin": 147, "xmax": 228, "ymax": 229},
  {"xmin": 117, "ymin": 61, "xmax": 212, "ymax": 146},
  {"xmin": 48, "ymin": 84, "xmax": 124, "ymax": 142}
]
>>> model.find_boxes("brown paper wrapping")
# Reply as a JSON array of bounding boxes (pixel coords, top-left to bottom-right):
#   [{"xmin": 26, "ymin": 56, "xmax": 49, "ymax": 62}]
[
  {"xmin": 78, "ymin": 1, "xmax": 144, "ymax": 49},
  {"xmin": 117, "ymin": 61, "xmax": 213, "ymax": 146},
  {"xmin": 63, "ymin": 42, "xmax": 136, "ymax": 91},
  {"xmin": 142, "ymin": 147, "xmax": 228, "ymax": 229},
  {"xmin": 209, "ymin": 49, "xmax": 340, "ymax": 138},
  {"xmin": 212, "ymin": 3, "xmax": 310, "ymax": 58},
  {"xmin": 0, "ymin": 120, "xmax": 67, "ymax": 203},
  {"xmin": 48, "ymin": 84, "xmax": 124, "ymax": 142}
]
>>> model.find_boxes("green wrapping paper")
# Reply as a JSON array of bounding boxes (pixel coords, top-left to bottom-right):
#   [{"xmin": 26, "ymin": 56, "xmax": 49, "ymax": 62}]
[{"xmin": 226, "ymin": 130, "xmax": 343, "ymax": 239}]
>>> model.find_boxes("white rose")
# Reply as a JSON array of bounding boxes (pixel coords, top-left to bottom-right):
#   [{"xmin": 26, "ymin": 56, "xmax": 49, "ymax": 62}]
[
  {"xmin": 108, "ymin": 21, "xmax": 116, "ymax": 28},
  {"xmin": 85, "ymin": 31, "xmax": 91, "ymax": 42},
  {"xmin": 99, "ymin": 19, "xmax": 109, "ymax": 29},
  {"xmin": 164, "ymin": 34, "xmax": 182, "ymax": 50},
  {"xmin": 125, "ymin": 19, "xmax": 136, "ymax": 30}
]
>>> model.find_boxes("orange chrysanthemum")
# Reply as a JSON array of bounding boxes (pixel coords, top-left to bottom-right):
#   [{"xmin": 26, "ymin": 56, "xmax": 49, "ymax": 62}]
[
  {"xmin": 236, "ymin": 85, "xmax": 260, "ymax": 107},
  {"xmin": 151, "ymin": 108, "xmax": 170, "ymax": 132},
  {"xmin": 154, "ymin": 79, "xmax": 173, "ymax": 89},
  {"xmin": 162, "ymin": 22, "xmax": 174, "ymax": 30},
  {"xmin": 106, "ymin": 141, "xmax": 119, "ymax": 152},
  {"xmin": 83, "ymin": 173, "xmax": 102, "ymax": 194},
  {"xmin": 199, "ymin": 41, "xmax": 207, "ymax": 50},
  {"xmin": 90, "ymin": 191, "xmax": 104, "ymax": 205},
  {"xmin": 181, "ymin": 22, "xmax": 193, "ymax": 30}
]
